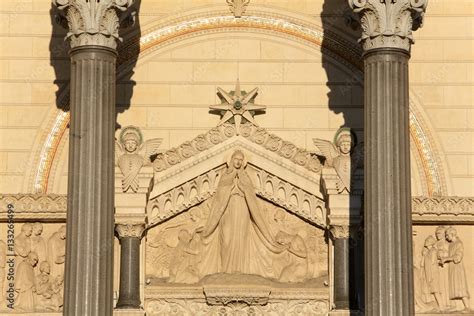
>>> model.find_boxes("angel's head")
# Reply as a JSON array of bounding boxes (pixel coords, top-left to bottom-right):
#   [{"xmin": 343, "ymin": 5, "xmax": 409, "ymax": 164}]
[
  {"xmin": 335, "ymin": 129, "xmax": 354, "ymax": 155},
  {"xmin": 120, "ymin": 126, "xmax": 143, "ymax": 154}
]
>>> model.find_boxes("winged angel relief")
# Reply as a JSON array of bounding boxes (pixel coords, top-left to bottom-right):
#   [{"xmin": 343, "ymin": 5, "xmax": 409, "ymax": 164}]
[
  {"xmin": 313, "ymin": 128, "xmax": 363, "ymax": 193},
  {"xmin": 116, "ymin": 126, "xmax": 162, "ymax": 193}
]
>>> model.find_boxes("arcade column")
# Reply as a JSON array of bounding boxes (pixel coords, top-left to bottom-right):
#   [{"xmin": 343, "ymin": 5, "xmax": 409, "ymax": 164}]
[
  {"xmin": 52, "ymin": 1, "xmax": 134, "ymax": 314},
  {"xmin": 348, "ymin": 1, "xmax": 428, "ymax": 315}
]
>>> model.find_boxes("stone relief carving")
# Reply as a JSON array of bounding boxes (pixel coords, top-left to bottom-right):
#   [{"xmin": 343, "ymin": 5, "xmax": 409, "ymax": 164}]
[
  {"xmin": 0, "ymin": 194, "xmax": 67, "ymax": 220},
  {"xmin": 414, "ymin": 226, "xmax": 472, "ymax": 314},
  {"xmin": 115, "ymin": 223, "xmax": 146, "ymax": 239},
  {"xmin": 116, "ymin": 125, "xmax": 162, "ymax": 193},
  {"xmin": 0, "ymin": 224, "xmax": 66, "ymax": 312},
  {"xmin": 313, "ymin": 128, "xmax": 363, "ymax": 193},
  {"xmin": 152, "ymin": 83, "xmax": 322, "ymax": 175},
  {"xmin": 412, "ymin": 197, "xmax": 474, "ymax": 222},
  {"xmin": 145, "ymin": 298, "xmax": 329, "ymax": 315},
  {"xmin": 226, "ymin": 0, "xmax": 250, "ymax": 18},
  {"xmin": 146, "ymin": 151, "xmax": 328, "ymax": 285},
  {"xmin": 147, "ymin": 168, "xmax": 222, "ymax": 224},
  {"xmin": 329, "ymin": 225, "xmax": 351, "ymax": 240},
  {"xmin": 147, "ymin": 164, "xmax": 326, "ymax": 229},
  {"xmin": 253, "ymin": 168, "xmax": 326, "ymax": 228},
  {"xmin": 348, "ymin": 0, "xmax": 428, "ymax": 51},
  {"xmin": 210, "ymin": 79, "xmax": 265, "ymax": 135},
  {"xmin": 52, "ymin": 0, "xmax": 135, "ymax": 49},
  {"xmin": 153, "ymin": 122, "xmax": 321, "ymax": 174}
]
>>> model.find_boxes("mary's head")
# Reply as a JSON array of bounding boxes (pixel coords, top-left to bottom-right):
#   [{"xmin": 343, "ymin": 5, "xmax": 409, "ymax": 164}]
[{"xmin": 227, "ymin": 150, "xmax": 247, "ymax": 171}]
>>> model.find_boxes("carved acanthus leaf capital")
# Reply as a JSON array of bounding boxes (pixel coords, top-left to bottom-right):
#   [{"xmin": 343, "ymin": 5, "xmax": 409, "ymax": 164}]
[
  {"xmin": 52, "ymin": 0, "xmax": 134, "ymax": 49},
  {"xmin": 329, "ymin": 225, "xmax": 351, "ymax": 239},
  {"xmin": 115, "ymin": 223, "xmax": 145, "ymax": 239},
  {"xmin": 348, "ymin": 0, "xmax": 428, "ymax": 52}
]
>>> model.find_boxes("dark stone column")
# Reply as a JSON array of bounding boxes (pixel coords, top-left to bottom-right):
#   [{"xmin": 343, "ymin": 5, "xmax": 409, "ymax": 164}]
[
  {"xmin": 332, "ymin": 232, "xmax": 350, "ymax": 310},
  {"xmin": 348, "ymin": 1, "xmax": 428, "ymax": 314},
  {"xmin": 115, "ymin": 224, "xmax": 145, "ymax": 309},
  {"xmin": 363, "ymin": 49, "xmax": 413, "ymax": 315},
  {"xmin": 52, "ymin": 1, "xmax": 134, "ymax": 315},
  {"xmin": 64, "ymin": 45, "xmax": 117, "ymax": 315}
]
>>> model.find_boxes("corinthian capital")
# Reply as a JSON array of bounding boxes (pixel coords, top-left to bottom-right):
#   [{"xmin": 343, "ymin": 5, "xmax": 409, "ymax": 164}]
[
  {"xmin": 115, "ymin": 223, "xmax": 145, "ymax": 239},
  {"xmin": 348, "ymin": 0, "xmax": 428, "ymax": 52},
  {"xmin": 52, "ymin": 0, "xmax": 134, "ymax": 50}
]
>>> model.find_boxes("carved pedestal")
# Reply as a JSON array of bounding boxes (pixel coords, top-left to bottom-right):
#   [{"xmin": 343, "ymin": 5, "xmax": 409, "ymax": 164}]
[{"xmin": 116, "ymin": 223, "xmax": 145, "ymax": 309}]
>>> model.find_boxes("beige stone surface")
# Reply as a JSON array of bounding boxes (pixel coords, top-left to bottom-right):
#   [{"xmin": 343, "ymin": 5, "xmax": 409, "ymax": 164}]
[{"xmin": 0, "ymin": 1, "xmax": 472, "ymax": 312}]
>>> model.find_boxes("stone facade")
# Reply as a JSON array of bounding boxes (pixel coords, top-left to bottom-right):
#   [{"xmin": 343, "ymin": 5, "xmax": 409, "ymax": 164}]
[{"xmin": 0, "ymin": 0, "xmax": 472, "ymax": 314}]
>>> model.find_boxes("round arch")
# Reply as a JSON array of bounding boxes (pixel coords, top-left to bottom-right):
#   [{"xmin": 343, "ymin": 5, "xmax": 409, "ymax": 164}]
[{"xmin": 26, "ymin": 6, "xmax": 448, "ymax": 196}]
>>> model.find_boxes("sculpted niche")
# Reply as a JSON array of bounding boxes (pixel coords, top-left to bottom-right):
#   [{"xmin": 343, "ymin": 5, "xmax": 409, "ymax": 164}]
[{"xmin": 146, "ymin": 150, "xmax": 328, "ymax": 285}]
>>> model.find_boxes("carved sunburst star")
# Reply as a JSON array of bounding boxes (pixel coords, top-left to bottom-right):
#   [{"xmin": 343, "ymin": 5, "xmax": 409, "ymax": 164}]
[{"xmin": 209, "ymin": 79, "xmax": 266, "ymax": 134}]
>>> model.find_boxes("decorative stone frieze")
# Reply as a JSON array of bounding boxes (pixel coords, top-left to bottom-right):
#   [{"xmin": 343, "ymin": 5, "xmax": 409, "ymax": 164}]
[
  {"xmin": 52, "ymin": 0, "xmax": 134, "ymax": 49},
  {"xmin": 348, "ymin": 0, "xmax": 428, "ymax": 52},
  {"xmin": 153, "ymin": 122, "xmax": 321, "ymax": 175},
  {"xmin": 204, "ymin": 286, "xmax": 270, "ymax": 307},
  {"xmin": 0, "ymin": 194, "xmax": 67, "ymax": 220},
  {"xmin": 412, "ymin": 196, "xmax": 474, "ymax": 223}
]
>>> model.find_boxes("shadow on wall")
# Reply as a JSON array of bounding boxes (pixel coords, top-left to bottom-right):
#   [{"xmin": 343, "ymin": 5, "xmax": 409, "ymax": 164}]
[
  {"xmin": 49, "ymin": 3, "xmax": 71, "ymax": 112},
  {"xmin": 116, "ymin": 0, "xmax": 142, "ymax": 129},
  {"xmin": 321, "ymin": 0, "xmax": 364, "ymax": 313},
  {"xmin": 48, "ymin": 1, "xmax": 142, "ymax": 128}
]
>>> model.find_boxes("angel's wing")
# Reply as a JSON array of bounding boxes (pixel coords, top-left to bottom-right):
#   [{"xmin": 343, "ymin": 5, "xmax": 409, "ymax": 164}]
[
  {"xmin": 115, "ymin": 140, "xmax": 124, "ymax": 163},
  {"xmin": 312, "ymin": 138, "xmax": 339, "ymax": 167},
  {"xmin": 351, "ymin": 141, "xmax": 364, "ymax": 170},
  {"xmin": 139, "ymin": 138, "xmax": 163, "ymax": 164}
]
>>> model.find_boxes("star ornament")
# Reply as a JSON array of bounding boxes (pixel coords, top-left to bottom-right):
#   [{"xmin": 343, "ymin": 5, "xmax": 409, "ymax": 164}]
[{"xmin": 209, "ymin": 79, "xmax": 266, "ymax": 134}]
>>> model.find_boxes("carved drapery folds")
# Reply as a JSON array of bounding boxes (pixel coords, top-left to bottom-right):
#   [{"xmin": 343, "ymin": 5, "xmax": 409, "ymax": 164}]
[
  {"xmin": 348, "ymin": 0, "xmax": 428, "ymax": 51},
  {"xmin": 52, "ymin": 0, "xmax": 134, "ymax": 49}
]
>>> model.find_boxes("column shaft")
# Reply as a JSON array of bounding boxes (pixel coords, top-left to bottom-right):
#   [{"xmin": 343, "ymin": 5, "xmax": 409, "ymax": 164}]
[
  {"xmin": 116, "ymin": 237, "xmax": 141, "ymax": 309},
  {"xmin": 333, "ymin": 238, "xmax": 350, "ymax": 309},
  {"xmin": 64, "ymin": 45, "xmax": 117, "ymax": 315},
  {"xmin": 364, "ymin": 49, "xmax": 414, "ymax": 315}
]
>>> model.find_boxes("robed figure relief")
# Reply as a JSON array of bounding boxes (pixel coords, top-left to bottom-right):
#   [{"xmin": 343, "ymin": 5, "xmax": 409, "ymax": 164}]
[{"xmin": 196, "ymin": 150, "xmax": 286, "ymax": 278}]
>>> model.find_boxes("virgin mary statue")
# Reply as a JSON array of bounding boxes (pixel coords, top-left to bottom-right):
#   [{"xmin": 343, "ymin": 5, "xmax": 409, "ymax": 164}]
[{"xmin": 197, "ymin": 150, "xmax": 285, "ymax": 278}]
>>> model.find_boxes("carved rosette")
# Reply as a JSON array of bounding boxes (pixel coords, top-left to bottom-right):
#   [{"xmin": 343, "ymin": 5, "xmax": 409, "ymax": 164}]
[
  {"xmin": 52, "ymin": 0, "xmax": 134, "ymax": 49},
  {"xmin": 115, "ymin": 223, "xmax": 145, "ymax": 239},
  {"xmin": 348, "ymin": 0, "xmax": 428, "ymax": 52}
]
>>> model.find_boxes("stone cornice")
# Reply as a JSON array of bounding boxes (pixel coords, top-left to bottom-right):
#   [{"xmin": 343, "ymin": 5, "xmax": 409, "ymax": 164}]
[
  {"xmin": 412, "ymin": 196, "xmax": 474, "ymax": 223},
  {"xmin": 0, "ymin": 194, "xmax": 67, "ymax": 220},
  {"xmin": 348, "ymin": 0, "xmax": 428, "ymax": 52},
  {"xmin": 153, "ymin": 122, "xmax": 322, "ymax": 176},
  {"xmin": 52, "ymin": 0, "xmax": 134, "ymax": 50},
  {"xmin": 1, "ymin": 194, "xmax": 472, "ymax": 223}
]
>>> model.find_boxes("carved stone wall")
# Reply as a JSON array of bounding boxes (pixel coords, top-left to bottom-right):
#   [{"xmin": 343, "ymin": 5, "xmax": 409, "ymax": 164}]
[{"xmin": 413, "ymin": 225, "xmax": 473, "ymax": 313}]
